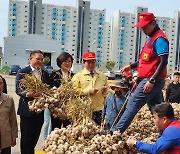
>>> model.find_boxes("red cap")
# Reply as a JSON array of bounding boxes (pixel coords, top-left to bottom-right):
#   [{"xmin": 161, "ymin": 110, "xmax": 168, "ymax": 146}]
[
  {"xmin": 82, "ymin": 51, "xmax": 96, "ymax": 60},
  {"xmin": 135, "ymin": 12, "xmax": 155, "ymax": 28}
]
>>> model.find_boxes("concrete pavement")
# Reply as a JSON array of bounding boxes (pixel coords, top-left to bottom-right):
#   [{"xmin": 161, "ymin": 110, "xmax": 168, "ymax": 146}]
[{"xmin": 1, "ymin": 74, "xmax": 44, "ymax": 154}]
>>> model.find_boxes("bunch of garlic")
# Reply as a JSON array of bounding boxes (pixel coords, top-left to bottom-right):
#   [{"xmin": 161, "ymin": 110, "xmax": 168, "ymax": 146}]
[
  {"xmin": 43, "ymin": 123, "xmax": 139, "ymax": 154},
  {"xmin": 28, "ymin": 96, "xmax": 48, "ymax": 113}
]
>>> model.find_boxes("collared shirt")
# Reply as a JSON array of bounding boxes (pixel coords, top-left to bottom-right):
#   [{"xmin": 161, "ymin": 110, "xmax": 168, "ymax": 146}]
[
  {"xmin": 102, "ymin": 93, "xmax": 126, "ymax": 126},
  {"xmin": 30, "ymin": 65, "xmax": 41, "ymax": 79},
  {"xmin": 72, "ymin": 68, "xmax": 108, "ymax": 111}
]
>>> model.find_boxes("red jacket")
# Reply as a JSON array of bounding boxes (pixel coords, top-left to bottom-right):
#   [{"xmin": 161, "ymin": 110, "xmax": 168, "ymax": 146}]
[
  {"xmin": 163, "ymin": 120, "xmax": 180, "ymax": 154},
  {"xmin": 138, "ymin": 30, "xmax": 169, "ymax": 79}
]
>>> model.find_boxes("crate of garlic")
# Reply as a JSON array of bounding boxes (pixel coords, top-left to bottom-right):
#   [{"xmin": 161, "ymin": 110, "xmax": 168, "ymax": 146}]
[{"xmin": 43, "ymin": 103, "xmax": 180, "ymax": 154}]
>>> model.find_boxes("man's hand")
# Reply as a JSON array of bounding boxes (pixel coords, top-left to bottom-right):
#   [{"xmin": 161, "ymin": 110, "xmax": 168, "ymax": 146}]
[
  {"xmin": 126, "ymin": 136, "xmax": 136, "ymax": 148},
  {"xmin": 143, "ymin": 81, "xmax": 154, "ymax": 93},
  {"xmin": 11, "ymin": 138, "xmax": 16, "ymax": 147},
  {"xmin": 27, "ymin": 91, "xmax": 40, "ymax": 98},
  {"xmin": 120, "ymin": 65, "xmax": 131, "ymax": 75},
  {"xmin": 89, "ymin": 88, "xmax": 99, "ymax": 95}
]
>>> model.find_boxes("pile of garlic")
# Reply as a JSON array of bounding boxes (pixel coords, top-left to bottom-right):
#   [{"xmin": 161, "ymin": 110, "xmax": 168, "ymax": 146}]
[
  {"xmin": 43, "ymin": 103, "xmax": 180, "ymax": 153},
  {"xmin": 43, "ymin": 123, "xmax": 131, "ymax": 154},
  {"xmin": 122, "ymin": 105, "xmax": 158, "ymax": 143}
]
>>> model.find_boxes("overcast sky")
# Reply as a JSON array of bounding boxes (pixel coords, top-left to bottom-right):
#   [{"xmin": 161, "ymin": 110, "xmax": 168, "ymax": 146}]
[{"xmin": 0, "ymin": 0, "xmax": 179, "ymax": 47}]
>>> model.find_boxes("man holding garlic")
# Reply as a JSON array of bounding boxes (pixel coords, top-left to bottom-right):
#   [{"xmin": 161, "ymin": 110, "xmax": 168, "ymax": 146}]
[
  {"xmin": 72, "ymin": 51, "xmax": 108, "ymax": 125},
  {"xmin": 16, "ymin": 50, "xmax": 50, "ymax": 154},
  {"xmin": 126, "ymin": 103, "xmax": 180, "ymax": 153},
  {"xmin": 111, "ymin": 12, "xmax": 169, "ymax": 134}
]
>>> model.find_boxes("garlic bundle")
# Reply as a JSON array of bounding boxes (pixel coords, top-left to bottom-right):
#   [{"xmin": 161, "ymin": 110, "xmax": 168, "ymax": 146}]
[{"xmin": 20, "ymin": 74, "xmax": 93, "ymax": 124}]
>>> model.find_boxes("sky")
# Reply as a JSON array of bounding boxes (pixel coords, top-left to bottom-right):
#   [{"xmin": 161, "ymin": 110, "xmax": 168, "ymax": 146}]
[{"xmin": 0, "ymin": 0, "xmax": 180, "ymax": 47}]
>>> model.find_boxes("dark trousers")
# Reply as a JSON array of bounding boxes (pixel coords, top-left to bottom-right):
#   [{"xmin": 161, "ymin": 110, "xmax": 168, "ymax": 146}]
[
  {"xmin": 1, "ymin": 147, "xmax": 11, "ymax": 154},
  {"xmin": 20, "ymin": 112, "xmax": 44, "ymax": 154},
  {"xmin": 92, "ymin": 110, "xmax": 102, "ymax": 125},
  {"xmin": 51, "ymin": 116, "xmax": 71, "ymax": 131}
]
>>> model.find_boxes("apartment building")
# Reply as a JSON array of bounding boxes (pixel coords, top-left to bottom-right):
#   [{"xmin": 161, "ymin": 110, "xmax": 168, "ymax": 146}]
[
  {"xmin": 5, "ymin": 0, "xmax": 180, "ymax": 73},
  {"xmin": 7, "ymin": 0, "xmax": 106, "ymax": 68}
]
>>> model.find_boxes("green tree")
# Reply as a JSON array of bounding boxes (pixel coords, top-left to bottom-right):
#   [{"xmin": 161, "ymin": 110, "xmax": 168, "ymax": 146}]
[
  {"xmin": 0, "ymin": 65, "xmax": 10, "ymax": 74},
  {"xmin": 43, "ymin": 56, "xmax": 50, "ymax": 66},
  {"xmin": 105, "ymin": 61, "xmax": 116, "ymax": 71}
]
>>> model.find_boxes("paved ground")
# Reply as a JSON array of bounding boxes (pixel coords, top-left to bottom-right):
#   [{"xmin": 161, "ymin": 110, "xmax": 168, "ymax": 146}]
[{"xmin": 1, "ymin": 74, "xmax": 44, "ymax": 154}]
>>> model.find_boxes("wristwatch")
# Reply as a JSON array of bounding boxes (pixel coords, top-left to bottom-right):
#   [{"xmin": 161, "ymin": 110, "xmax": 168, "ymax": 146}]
[{"xmin": 149, "ymin": 77, "xmax": 156, "ymax": 84}]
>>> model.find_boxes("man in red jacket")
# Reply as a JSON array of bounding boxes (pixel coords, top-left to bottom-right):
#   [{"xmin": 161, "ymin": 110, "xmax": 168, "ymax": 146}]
[
  {"xmin": 126, "ymin": 103, "xmax": 180, "ymax": 154},
  {"xmin": 110, "ymin": 12, "xmax": 169, "ymax": 133}
]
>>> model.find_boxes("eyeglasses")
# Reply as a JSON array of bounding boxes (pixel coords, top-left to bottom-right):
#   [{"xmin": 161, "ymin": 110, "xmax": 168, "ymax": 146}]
[
  {"xmin": 33, "ymin": 57, "xmax": 44, "ymax": 61},
  {"xmin": 62, "ymin": 60, "xmax": 72, "ymax": 64}
]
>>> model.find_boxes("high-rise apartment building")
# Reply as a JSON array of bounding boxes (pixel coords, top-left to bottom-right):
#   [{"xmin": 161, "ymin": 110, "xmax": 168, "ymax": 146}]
[
  {"xmin": 7, "ymin": 0, "xmax": 180, "ymax": 72},
  {"xmin": 8, "ymin": 0, "xmax": 106, "ymax": 65},
  {"xmin": 110, "ymin": 11, "xmax": 136, "ymax": 69},
  {"xmin": 174, "ymin": 11, "xmax": 180, "ymax": 71},
  {"xmin": 28, "ymin": 0, "xmax": 42, "ymax": 34},
  {"xmin": 110, "ymin": 7, "xmax": 180, "ymax": 73},
  {"xmin": 8, "ymin": 0, "xmax": 29, "ymax": 36}
]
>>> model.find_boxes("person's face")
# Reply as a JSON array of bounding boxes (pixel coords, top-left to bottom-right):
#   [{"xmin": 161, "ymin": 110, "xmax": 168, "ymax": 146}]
[
  {"xmin": 30, "ymin": 53, "xmax": 44, "ymax": 69},
  {"xmin": 60, "ymin": 57, "xmax": 72, "ymax": 72},
  {"xmin": 173, "ymin": 75, "xmax": 180, "ymax": 83},
  {"xmin": 141, "ymin": 21, "xmax": 155, "ymax": 36},
  {"xmin": 114, "ymin": 88, "xmax": 123, "ymax": 96},
  {"xmin": 0, "ymin": 78, "xmax": 3, "ymax": 93},
  {"xmin": 153, "ymin": 112, "xmax": 166, "ymax": 131},
  {"xmin": 84, "ymin": 60, "xmax": 96, "ymax": 72}
]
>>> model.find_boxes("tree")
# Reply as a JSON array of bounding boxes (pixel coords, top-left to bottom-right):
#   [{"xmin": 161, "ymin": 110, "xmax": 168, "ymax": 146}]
[
  {"xmin": 105, "ymin": 61, "xmax": 116, "ymax": 71},
  {"xmin": 43, "ymin": 56, "xmax": 50, "ymax": 66}
]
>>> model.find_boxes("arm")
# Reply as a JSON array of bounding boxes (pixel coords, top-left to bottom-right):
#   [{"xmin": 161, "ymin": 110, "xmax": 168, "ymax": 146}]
[
  {"xmin": 131, "ymin": 127, "xmax": 179, "ymax": 153},
  {"xmin": 130, "ymin": 61, "xmax": 139, "ymax": 69},
  {"xmin": 9, "ymin": 97, "xmax": 18, "ymax": 146},
  {"xmin": 151, "ymin": 54, "xmax": 168, "ymax": 79},
  {"xmin": 15, "ymin": 69, "xmax": 27, "ymax": 98},
  {"xmin": 120, "ymin": 61, "xmax": 138, "ymax": 75},
  {"xmin": 143, "ymin": 55, "xmax": 168, "ymax": 93}
]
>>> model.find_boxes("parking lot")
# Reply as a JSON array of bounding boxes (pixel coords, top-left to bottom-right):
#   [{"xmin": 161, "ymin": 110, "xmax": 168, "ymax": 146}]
[{"xmin": 1, "ymin": 74, "xmax": 43, "ymax": 154}]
